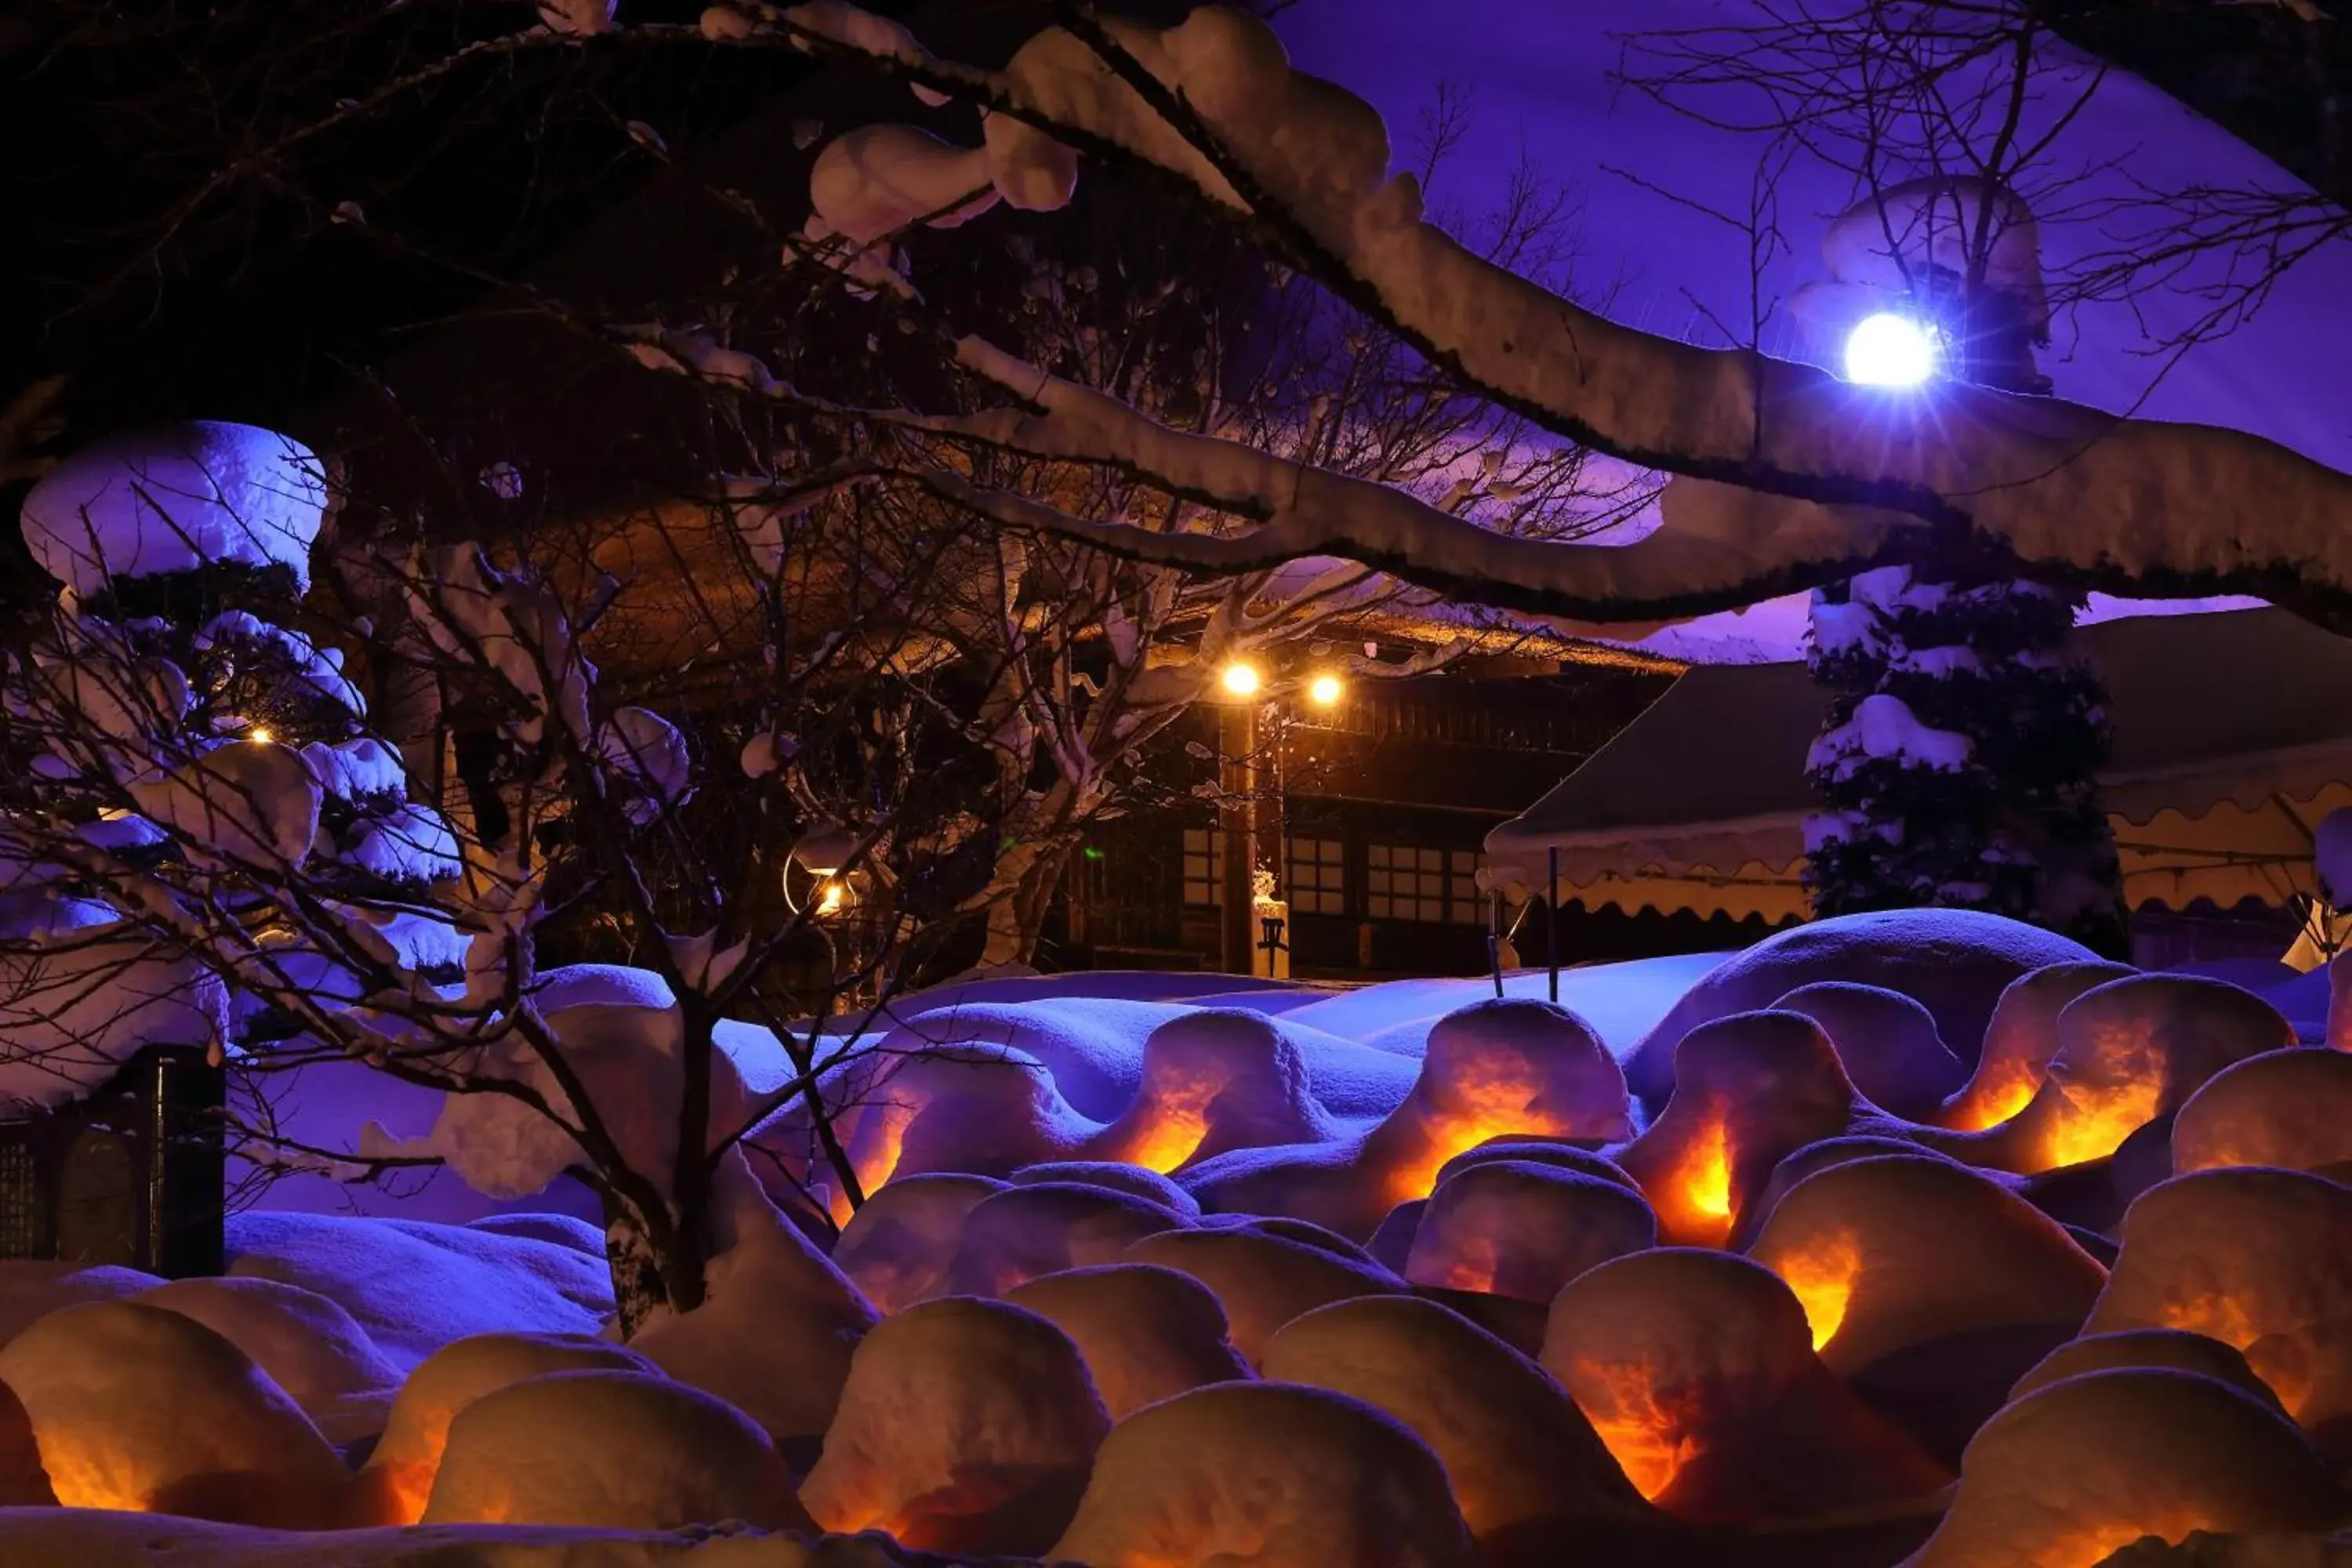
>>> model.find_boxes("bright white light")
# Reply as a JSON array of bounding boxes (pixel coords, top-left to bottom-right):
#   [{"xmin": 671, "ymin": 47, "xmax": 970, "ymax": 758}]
[
  {"xmin": 1844, "ymin": 313, "xmax": 1939, "ymax": 387},
  {"xmin": 1307, "ymin": 674, "xmax": 1343, "ymax": 706},
  {"xmin": 1220, "ymin": 662, "xmax": 1261, "ymax": 698}
]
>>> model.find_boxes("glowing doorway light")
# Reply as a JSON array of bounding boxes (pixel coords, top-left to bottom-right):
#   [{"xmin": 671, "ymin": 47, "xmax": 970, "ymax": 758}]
[
  {"xmin": 1843, "ymin": 313, "xmax": 1940, "ymax": 388},
  {"xmin": 1220, "ymin": 661, "xmax": 1261, "ymax": 698}
]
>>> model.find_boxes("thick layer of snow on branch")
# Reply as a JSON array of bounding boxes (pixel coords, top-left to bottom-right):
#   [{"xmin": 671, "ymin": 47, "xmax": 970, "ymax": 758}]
[
  {"xmin": 302, "ymin": 737, "xmax": 408, "ymax": 805},
  {"xmin": 946, "ymin": 5, "xmax": 2352, "ymax": 619},
  {"xmin": 808, "ymin": 124, "xmax": 999, "ymax": 247},
  {"xmin": 371, "ymin": 965, "xmax": 760, "ymax": 1201},
  {"xmin": 129, "ymin": 739, "xmax": 322, "ymax": 868},
  {"xmin": 20, "ymin": 423, "xmax": 326, "ymax": 597},
  {"xmin": 1806, "ymin": 692, "xmax": 1973, "ymax": 779},
  {"xmin": 406, "ymin": 547, "xmax": 592, "ymax": 746},
  {"xmin": 197, "ymin": 612, "xmax": 366, "ymax": 719},
  {"xmin": 596, "ymin": 707, "xmax": 695, "ymax": 826},
  {"xmin": 920, "ymin": 337, "xmax": 1896, "ymax": 618},
  {"xmin": 339, "ymin": 802, "xmax": 463, "ymax": 885},
  {"xmin": 0, "ymin": 894, "xmax": 226, "ymax": 1113}
]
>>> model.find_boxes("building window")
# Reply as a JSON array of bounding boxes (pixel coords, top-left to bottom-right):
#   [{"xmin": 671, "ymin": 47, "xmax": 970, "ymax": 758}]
[
  {"xmin": 1367, "ymin": 844, "xmax": 1484, "ymax": 924},
  {"xmin": 1181, "ymin": 828, "xmax": 1225, "ymax": 907},
  {"xmin": 1285, "ymin": 837, "xmax": 1347, "ymax": 916}
]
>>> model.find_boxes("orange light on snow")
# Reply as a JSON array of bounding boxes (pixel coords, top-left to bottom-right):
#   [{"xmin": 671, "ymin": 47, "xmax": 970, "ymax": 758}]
[
  {"xmin": 38, "ymin": 1450, "xmax": 150, "ymax": 1512},
  {"xmin": 1659, "ymin": 1119, "xmax": 1737, "ymax": 1246},
  {"xmin": 1109, "ymin": 1069, "xmax": 1225, "ymax": 1174},
  {"xmin": 1947, "ymin": 1069, "xmax": 2038, "ymax": 1132},
  {"xmin": 1571, "ymin": 1361, "xmax": 1695, "ymax": 1501},
  {"xmin": 2038, "ymin": 1078, "xmax": 2161, "ymax": 1171},
  {"xmin": 1389, "ymin": 1114, "xmax": 1529, "ymax": 1205},
  {"xmin": 1390, "ymin": 1054, "xmax": 1552, "ymax": 1203},
  {"xmin": 2154, "ymin": 1291, "xmax": 2309, "ymax": 1414},
  {"xmin": 829, "ymin": 1102, "xmax": 915, "ymax": 1227},
  {"xmin": 1770, "ymin": 1231, "xmax": 1863, "ymax": 1351}
]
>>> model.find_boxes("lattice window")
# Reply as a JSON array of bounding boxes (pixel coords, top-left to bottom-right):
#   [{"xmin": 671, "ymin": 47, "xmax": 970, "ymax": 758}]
[
  {"xmin": 1181, "ymin": 828, "xmax": 1226, "ymax": 908},
  {"xmin": 1284, "ymin": 837, "xmax": 1347, "ymax": 916},
  {"xmin": 1368, "ymin": 845, "xmax": 1485, "ymax": 924},
  {"xmin": 0, "ymin": 1140, "xmax": 42, "ymax": 1259}
]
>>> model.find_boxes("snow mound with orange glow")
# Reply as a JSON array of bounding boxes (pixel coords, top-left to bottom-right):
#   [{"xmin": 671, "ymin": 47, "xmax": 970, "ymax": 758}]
[
  {"xmin": 1940, "ymin": 960, "xmax": 2136, "ymax": 1132},
  {"xmin": 1613, "ymin": 1009, "xmax": 1868, "ymax": 1248},
  {"xmin": 798, "ymin": 1041, "xmax": 1098, "ymax": 1210},
  {"xmin": 1124, "ymin": 1223, "xmax": 1406, "ymax": 1367},
  {"xmin": 1748, "ymin": 1154, "xmax": 2106, "ymax": 1374},
  {"xmin": 1747, "ymin": 1152, "xmax": 2107, "ymax": 1463},
  {"xmin": 2085, "ymin": 1168, "xmax": 2352, "ymax": 1456},
  {"xmin": 136, "ymin": 1276, "xmax": 402, "ymax": 1446},
  {"xmin": 942, "ymin": 1180, "xmax": 1188, "ymax": 1297},
  {"xmin": 1908, "ymin": 1369, "xmax": 2343, "ymax": 1568},
  {"xmin": 1541, "ymin": 1248, "xmax": 1948, "ymax": 1524},
  {"xmin": 1005, "ymin": 1261, "xmax": 1251, "ymax": 1419},
  {"xmin": 1403, "ymin": 1161, "xmax": 1656, "ymax": 1303},
  {"xmin": 1740, "ymin": 1135, "xmax": 1963, "ymax": 1244},
  {"xmin": 0, "ymin": 1299, "xmax": 350, "ymax": 1526},
  {"xmin": 1771, "ymin": 981, "xmax": 1967, "ymax": 1118},
  {"xmin": 1431, "ymin": 1136, "xmax": 1641, "ymax": 1193},
  {"xmin": 829, "ymin": 1172, "xmax": 1006, "ymax": 1313},
  {"xmin": 2172, "ymin": 1047, "xmax": 2352, "ymax": 1178},
  {"xmin": 627, "ymin": 1161, "xmax": 877, "ymax": 1451},
  {"xmin": 1050, "ymin": 1380, "xmax": 1476, "ymax": 1568},
  {"xmin": 0, "ymin": 1261, "xmax": 164, "ymax": 1348},
  {"xmin": 355, "ymin": 1332, "xmax": 655, "ymax": 1526},
  {"xmin": 2009, "ymin": 1329, "xmax": 2284, "ymax": 1411},
  {"xmin": 1624, "ymin": 909, "xmax": 2096, "ymax": 1105},
  {"xmin": 1262, "ymin": 1294, "xmax": 1649, "ymax": 1552},
  {"xmin": 1933, "ymin": 974, "xmax": 2296, "ymax": 1177},
  {"xmin": 1180, "ymin": 999, "xmax": 1632, "ymax": 1241},
  {"xmin": 1084, "ymin": 1007, "xmax": 1337, "ymax": 1173},
  {"xmin": 798, "ymin": 1296, "xmax": 1109, "ymax": 1555},
  {"xmin": 0, "ymin": 1514, "xmax": 938, "ymax": 1567},
  {"xmin": 1011, "ymin": 1159, "xmax": 1201, "ymax": 1215},
  {"xmin": 421, "ymin": 1370, "xmax": 809, "ymax": 1531}
]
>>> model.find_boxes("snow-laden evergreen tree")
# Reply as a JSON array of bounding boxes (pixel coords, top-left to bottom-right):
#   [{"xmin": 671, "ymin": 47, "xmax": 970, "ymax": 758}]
[
  {"xmin": 1797, "ymin": 183, "xmax": 2130, "ymax": 956},
  {"xmin": 1803, "ymin": 564, "xmax": 2125, "ymax": 952},
  {"xmin": 2, "ymin": 423, "xmax": 465, "ymax": 1108}
]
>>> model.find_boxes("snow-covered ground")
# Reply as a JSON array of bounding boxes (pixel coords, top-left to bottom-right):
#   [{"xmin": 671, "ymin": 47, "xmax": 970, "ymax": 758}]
[{"xmin": 4, "ymin": 914, "xmax": 2347, "ymax": 1565}]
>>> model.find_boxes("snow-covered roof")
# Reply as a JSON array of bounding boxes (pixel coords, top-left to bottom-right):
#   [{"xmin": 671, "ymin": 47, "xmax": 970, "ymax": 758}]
[
  {"xmin": 1275, "ymin": 1, "xmax": 2352, "ymax": 662},
  {"xmin": 1484, "ymin": 609, "xmax": 2352, "ymax": 916}
]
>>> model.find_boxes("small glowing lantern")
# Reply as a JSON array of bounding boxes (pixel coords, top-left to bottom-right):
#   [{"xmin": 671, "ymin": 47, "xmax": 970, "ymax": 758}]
[
  {"xmin": 1307, "ymin": 673, "xmax": 1343, "ymax": 707},
  {"xmin": 1219, "ymin": 661, "xmax": 1261, "ymax": 698}
]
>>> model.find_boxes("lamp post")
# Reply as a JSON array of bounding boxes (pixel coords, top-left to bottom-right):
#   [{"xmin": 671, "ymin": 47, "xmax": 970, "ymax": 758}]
[
  {"xmin": 1214, "ymin": 662, "xmax": 1343, "ymax": 976},
  {"xmin": 1217, "ymin": 676, "xmax": 1258, "ymax": 976}
]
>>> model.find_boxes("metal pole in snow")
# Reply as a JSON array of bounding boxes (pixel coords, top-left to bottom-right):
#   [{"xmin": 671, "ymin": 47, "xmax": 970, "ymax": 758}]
[
  {"xmin": 1548, "ymin": 846, "xmax": 1560, "ymax": 1004},
  {"xmin": 1489, "ymin": 891, "xmax": 1504, "ymax": 998}
]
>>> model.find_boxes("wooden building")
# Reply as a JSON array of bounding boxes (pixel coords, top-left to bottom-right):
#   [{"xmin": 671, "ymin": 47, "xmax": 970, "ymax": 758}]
[
  {"xmin": 0, "ymin": 1046, "xmax": 225, "ymax": 1277},
  {"xmin": 1051, "ymin": 657, "xmax": 1702, "ymax": 980}
]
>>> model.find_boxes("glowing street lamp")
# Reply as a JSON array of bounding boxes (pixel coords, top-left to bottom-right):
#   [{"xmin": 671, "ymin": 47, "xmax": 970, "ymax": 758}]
[
  {"xmin": 1219, "ymin": 661, "xmax": 1261, "ymax": 699},
  {"xmin": 1843, "ymin": 313, "xmax": 1940, "ymax": 388},
  {"xmin": 1307, "ymin": 673, "xmax": 1343, "ymax": 707}
]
